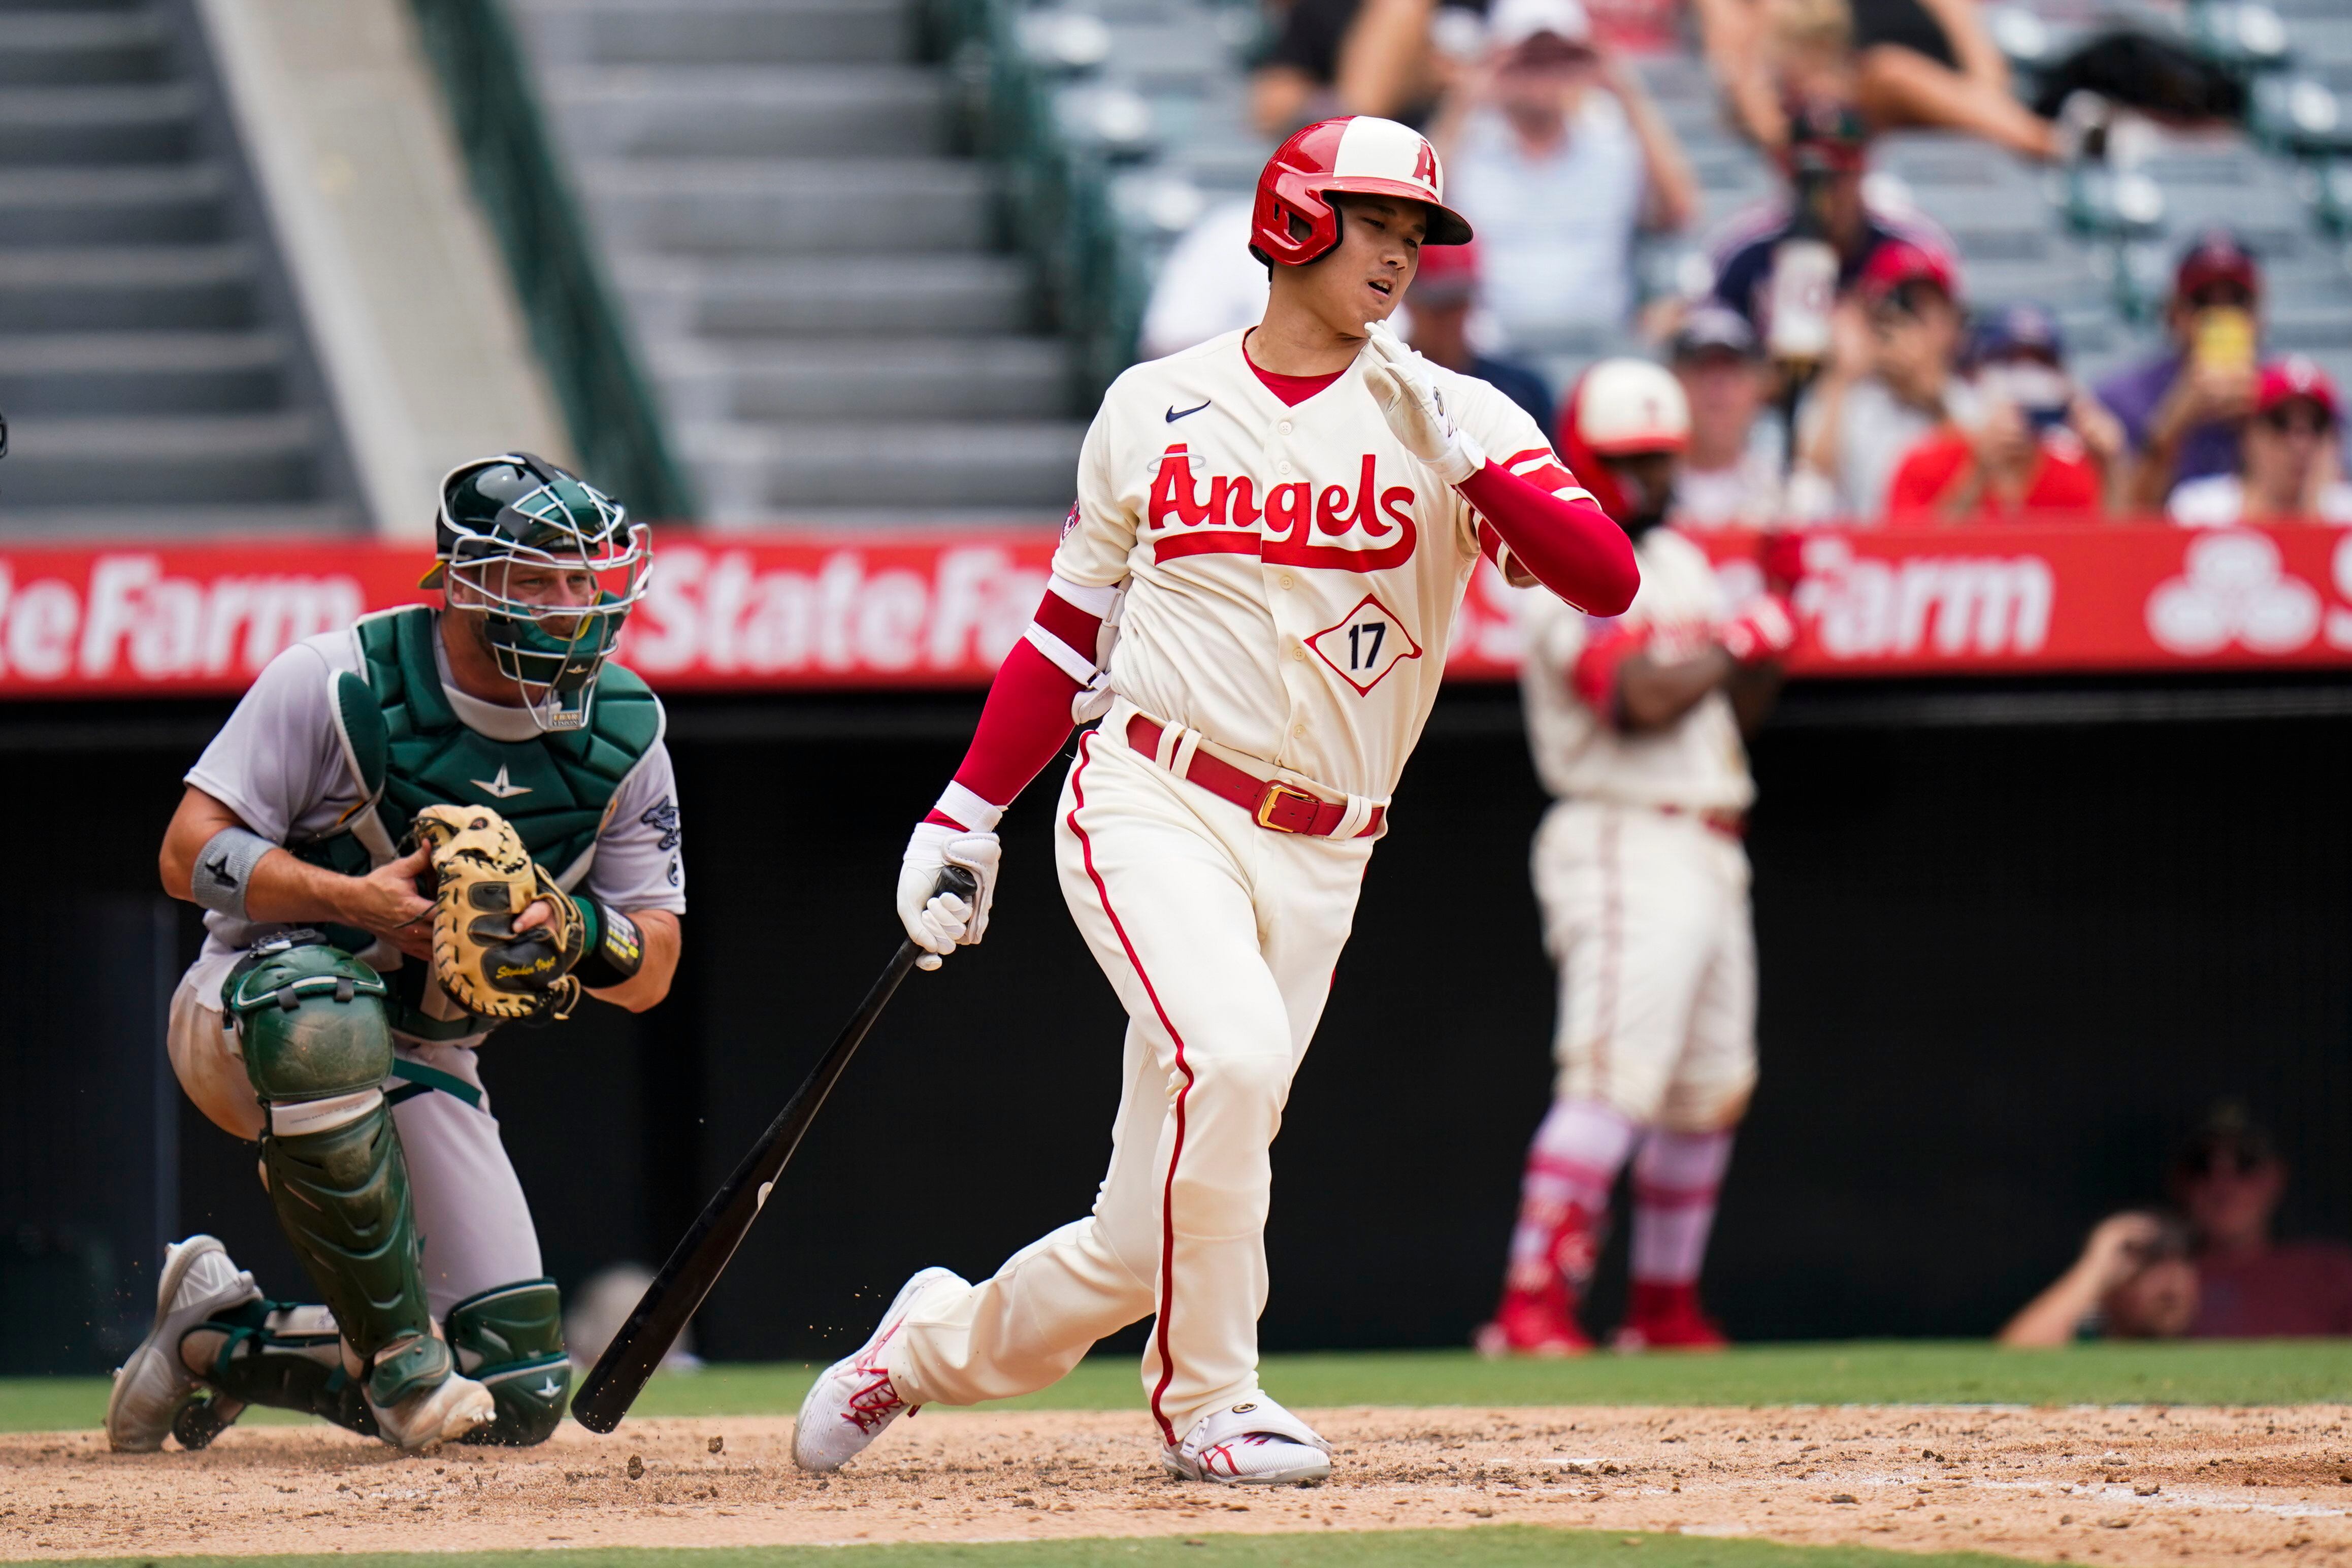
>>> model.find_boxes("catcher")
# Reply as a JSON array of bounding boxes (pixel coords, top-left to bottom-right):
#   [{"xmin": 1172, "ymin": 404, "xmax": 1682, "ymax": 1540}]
[{"xmin": 111, "ymin": 453, "xmax": 685, "ymax": 1453}]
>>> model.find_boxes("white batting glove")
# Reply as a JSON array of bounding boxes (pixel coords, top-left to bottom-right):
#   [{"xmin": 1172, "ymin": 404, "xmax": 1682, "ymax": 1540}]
[
  {"xmin": 1358, "ymin": 318, "xmax": 1487, "ymax": 484},
  {"xmin": 896, "ymin": 822, "xmax": 1002, "ymax": 971}
]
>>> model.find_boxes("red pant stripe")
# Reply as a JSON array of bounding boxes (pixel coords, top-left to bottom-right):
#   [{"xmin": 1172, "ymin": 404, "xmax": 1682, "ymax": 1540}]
[{"xmin": 1067, "ymin": 733, "xmax": 1193, "ymax": 1448}]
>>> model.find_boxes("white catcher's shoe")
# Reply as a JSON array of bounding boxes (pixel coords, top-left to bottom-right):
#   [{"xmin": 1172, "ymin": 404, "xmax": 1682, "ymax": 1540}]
[
  {"xmin": 792, "ymin": 1265, "xmax": 966, "ymax": 1472},
  {"xmin": 1162, "ymin": 1394, "xmax": 1332, "ymax": 1485},
  {"xmin": 106, "ymin": 1235, "xmax": 260, "ymax": 1452}
]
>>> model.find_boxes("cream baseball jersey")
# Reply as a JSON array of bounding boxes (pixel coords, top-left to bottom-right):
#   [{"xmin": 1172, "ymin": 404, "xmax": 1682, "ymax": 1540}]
[
  {"xmin": 1520, "ymin": 524, "xmax": 1754, "ymax": 813},
  {"xmin": 1051, "ymin": 327, "xmax": 1584, "ymax": 803}
]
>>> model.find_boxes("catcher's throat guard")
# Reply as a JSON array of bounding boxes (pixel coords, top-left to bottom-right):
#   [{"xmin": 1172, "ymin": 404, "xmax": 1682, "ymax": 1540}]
[{"xmin": 430, "ymin": 451, "xmax": 648, "ymax": 733}]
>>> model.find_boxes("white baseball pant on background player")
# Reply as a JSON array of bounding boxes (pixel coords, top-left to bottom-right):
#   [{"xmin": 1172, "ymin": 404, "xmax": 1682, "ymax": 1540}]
[{"xmin": 1491, "ymin": 520, "xmax": 1769, "ymax": 1352}]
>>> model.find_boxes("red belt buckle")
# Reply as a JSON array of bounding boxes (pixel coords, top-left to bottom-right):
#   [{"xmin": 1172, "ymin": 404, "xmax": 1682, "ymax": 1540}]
[{"xmin": 1254, "ymin": 781, "xmax": 1322, "ymax": 834}]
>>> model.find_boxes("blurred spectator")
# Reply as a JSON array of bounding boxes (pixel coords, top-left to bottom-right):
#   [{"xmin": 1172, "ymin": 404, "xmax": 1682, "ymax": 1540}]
[
  {"xmin": 1789, "ymin": 238, "xmax": 1971, "ymax": 520},
  {"xmin": 2171, "ymin": 1102, "xmax": 2352, "ymax": 1337},
  {"xmin": 1998, "ymin": 1212, "xmax": 2199, "ymax": 1345},
  {"xmin": 1404, "ymin": 239, "xmax": 1556, "ymax": 440},
  {"xmin": 2102, "ymin": 231, "xmax": 2264, "ymax": 515},
  {"xmin": 1253, "ymin": 0, "xmax": 1449, "ymax": 138},
  {"xmin": 1694, "ymin": 0, "xmax": 2055, "ymax": 161},
  {"xmin": 1139, "ymin": 197, "xmax": 1269, "ymax": 361},
  {"xmin": 1431, "ymin": 0, "xmax": 1696, "ymax": 341},
  {"xmin": 1886, "ymin": 302, "xmax": 2120, "ymax": 522},
  {"xmin": 1707, "ymin": 97, "xmax": 1944, "ymax": 340},
  {"xmin": 1666, "ymin": 304, "xmax": 1785, "ymax": 526},
  {"xmin": 2168, "ymin": 358, "xmax": 2352, "ymax": 526}
]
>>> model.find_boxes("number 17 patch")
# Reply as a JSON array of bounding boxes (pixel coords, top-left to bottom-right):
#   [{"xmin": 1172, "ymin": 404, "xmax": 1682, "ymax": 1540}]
[{"xmin": 1308, "ymin": 593, "xmax": 1422, "ymax": 695}]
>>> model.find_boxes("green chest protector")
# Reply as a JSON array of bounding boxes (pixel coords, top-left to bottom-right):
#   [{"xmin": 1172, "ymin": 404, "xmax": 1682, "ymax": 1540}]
[{"xmin": 293, "ymin": 605, "xmax": 663, "ymax": 1039}]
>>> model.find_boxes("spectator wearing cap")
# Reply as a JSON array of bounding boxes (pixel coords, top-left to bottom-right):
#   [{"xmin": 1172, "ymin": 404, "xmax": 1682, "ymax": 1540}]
[
  {"xmin": 2172, "ymin": 1103, "xmax": 2352, "ymax": 1338},
  {"xmin": 1998, "ymin": 1212, "xmax": 2199, "ymax": 1346},
  {"xmin": 2099, "ymin": 230, "xmax": 2264, "ymax": 515},
  {"xmin": 1885, "ymin": 302, "xmax": 2123, "ymax": 522},
  {"xmin": 2168, "ymin": 357, "xmax": 2352, "ymax": 526},
  {"xmin": 1429, "ymin": 0, "xmax": 1696, "ymax": 342},
  {"xmin": 1706, "ymin": 95, "xmax": 1951, "ymax": 340},
  {"xmin": 1788, "ymin": 238, "xmax": 1972, "ymax": 520},
  {"xmin": 1667, "ymin": 305, "xmax": 1786, "ymax": 527},
  {"xmin": 1402, "ymin": 239, "xmax": 1556, "ymax": 442}
]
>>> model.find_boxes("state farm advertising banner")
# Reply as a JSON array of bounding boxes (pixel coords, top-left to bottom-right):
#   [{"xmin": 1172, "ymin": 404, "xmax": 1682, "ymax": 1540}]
[{"xmin": 2, "ymin": 524, "xmax": 2350, "ymax": 698}]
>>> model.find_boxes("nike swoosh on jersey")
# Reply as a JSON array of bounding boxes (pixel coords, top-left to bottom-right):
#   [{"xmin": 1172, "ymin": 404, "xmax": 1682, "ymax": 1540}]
[{"xmin": 1165, "ymin": 400, "xmax": 1212, "ymax": 422}]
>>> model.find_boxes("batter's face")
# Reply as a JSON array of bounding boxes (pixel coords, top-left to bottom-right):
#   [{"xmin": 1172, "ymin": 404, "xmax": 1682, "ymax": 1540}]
[{"xmin": 1288, "ymin": 195, "xmax": 1425, "ymax": 337}]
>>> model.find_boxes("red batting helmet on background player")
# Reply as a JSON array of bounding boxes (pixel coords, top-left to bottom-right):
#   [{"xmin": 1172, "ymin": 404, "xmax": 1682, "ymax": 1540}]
[
  {"xmin": 1250, "ymin": 116, "xmax": 1475, "ymax": 267},
  {"xmin": 1559, "ymin": 357, "xmax": 1688, "ymax": 522}
]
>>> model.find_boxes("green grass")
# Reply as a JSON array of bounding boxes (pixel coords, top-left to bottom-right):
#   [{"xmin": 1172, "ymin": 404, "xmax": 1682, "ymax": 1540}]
[
  {"xmin": 9, "ymin": 1337, "xmax": 2351, "ymax": 1437},
  {"xmin": 39, "ymin": 1525, "xmax": 2034, "ymax": 1566}
]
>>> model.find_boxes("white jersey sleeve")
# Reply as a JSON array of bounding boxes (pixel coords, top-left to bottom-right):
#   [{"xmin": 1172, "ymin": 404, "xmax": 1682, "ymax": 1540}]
[
  {"xmin": 184, "ymin": 632, "xmax": 364, "ymax": 844},
  {"xmin": 1052, "ymin": 391, "xmax": 1139, "ymax": 591},
  {"xmin": 1518, "ymin": 526, "xmax": 1755, "ymax": 813},
  {"xmin": 583, "ymin": 740, "xmax": 688, "ymax": 915}
]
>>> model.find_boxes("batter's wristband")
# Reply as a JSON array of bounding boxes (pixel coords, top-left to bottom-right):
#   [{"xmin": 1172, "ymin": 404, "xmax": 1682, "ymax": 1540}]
[
  {"xmin": 568, "ymin": 895, "xmax": 644, "ymax": 989},
  {"xmin": 191, "ymin": 825, "xmax": 277, "ymax": 922}
]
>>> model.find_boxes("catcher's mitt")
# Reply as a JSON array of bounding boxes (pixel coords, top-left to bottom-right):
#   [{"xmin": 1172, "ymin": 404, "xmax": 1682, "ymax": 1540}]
[{"xmin": 410, "ymin": 803, "xmax": 583, "ymax": 1021}]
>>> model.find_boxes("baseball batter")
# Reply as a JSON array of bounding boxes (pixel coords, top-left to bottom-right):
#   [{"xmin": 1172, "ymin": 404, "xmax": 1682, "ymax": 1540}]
[
  {"xmin": 1478, "ymin": 361, "xmax": 1793, "ymax": 1357},
  {"xmin": 107, "ymin": 455, "xmax": 685, "ymax": 1453},
  {"xmin": 792, "ymin": 116, "xmax": 1639, "ymax": 1485}
]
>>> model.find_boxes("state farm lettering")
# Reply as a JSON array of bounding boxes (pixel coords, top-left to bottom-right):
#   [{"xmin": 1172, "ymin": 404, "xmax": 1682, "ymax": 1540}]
[
  {"xmin": 4, "ymin": 525, "xmax": 2352, "ymax": 696},
  {"xmin": 1148, "ymin": 444, "xmax": 1418, "ymax": 570},
  {"xmin": 627, "ymin": 543, "xmax": 1047, "ymax": 681},
  {"xmin": 1789, "ymin": 535, "xmax": 2053, "ymax": 659},
  {"xmin": 0, "ymin": 553, "xmax": 365, "ymax": 687}
]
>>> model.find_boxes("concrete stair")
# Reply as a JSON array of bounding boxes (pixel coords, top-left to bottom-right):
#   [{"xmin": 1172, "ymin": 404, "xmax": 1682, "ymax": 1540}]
[
  {"xmin": 0, "ymin": 0, "xmax": 356, "ymax": 537},
  {"xmin": 516, "ymin": 0, "xmax": 1086, "ymax": 527}
]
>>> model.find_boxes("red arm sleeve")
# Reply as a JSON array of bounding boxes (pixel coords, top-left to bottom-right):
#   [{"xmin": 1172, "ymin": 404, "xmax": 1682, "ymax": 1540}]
[
  {"xmin": 923, "ymin": 584, "xmax": 1103, "ymax": 828},
  {"xmin": 1457, "ymin": 460, "xmax": 1640, "ymax": 615}
]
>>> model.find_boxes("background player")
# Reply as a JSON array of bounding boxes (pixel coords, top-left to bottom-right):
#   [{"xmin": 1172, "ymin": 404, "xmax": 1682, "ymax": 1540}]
[
  {"xmin": 1480, "ymin": 360, "xmax": 1794, "ymax": 1356},
  {"xmin": 108, "ymin": 455, "xmax": 685, "ymax": 1452},
  {"xmin": 788, "ymin": 116, "xmax": 1638, "ymax": 1485}
]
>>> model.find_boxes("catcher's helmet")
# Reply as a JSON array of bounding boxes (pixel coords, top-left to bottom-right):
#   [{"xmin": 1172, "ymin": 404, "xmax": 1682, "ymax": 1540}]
[
  {"xmin": 429, "ymin": 451, "xmax": 649, "ymax": 732},
  {"xmin": 1249, "ymin": 116, "xmax": 1474, "ymax": 268}
]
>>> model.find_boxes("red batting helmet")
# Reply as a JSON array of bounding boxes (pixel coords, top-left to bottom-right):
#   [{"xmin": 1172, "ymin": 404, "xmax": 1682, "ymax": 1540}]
[{"xmin": 1250, "ymin": 116, "xmax": 1475, "ymax": 268}]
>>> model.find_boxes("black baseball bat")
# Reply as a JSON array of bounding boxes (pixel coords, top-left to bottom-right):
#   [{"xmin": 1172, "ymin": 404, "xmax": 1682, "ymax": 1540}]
[{"xmin": 570, "ymin": 865, "xmax": 978, "ymax": 1433}]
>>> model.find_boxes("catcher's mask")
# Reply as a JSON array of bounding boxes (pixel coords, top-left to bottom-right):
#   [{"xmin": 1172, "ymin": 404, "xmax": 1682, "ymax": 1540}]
[{"xmin": 426, "ymin": 451, "xmax": 648, "ymax": 732}]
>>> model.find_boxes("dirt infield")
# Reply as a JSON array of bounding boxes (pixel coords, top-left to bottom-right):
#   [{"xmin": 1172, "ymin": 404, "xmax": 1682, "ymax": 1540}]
[{"xmin": 7, "ymin": 1403, "xmax": 2352, "ymax": 1564}]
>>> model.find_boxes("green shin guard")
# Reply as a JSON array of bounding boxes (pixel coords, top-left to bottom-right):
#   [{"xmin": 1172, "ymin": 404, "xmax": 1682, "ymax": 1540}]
[
  {"xmin": 195, "ymin": 1298, "xmax": 378, "ymax": 1439},
  {"xmin": 226, "ymin": 936, "xmax": 445, "ymax": 1412},
  {"xmin": 447, "ymin": 1280, "xmax": 569, "ymax": 1446}
]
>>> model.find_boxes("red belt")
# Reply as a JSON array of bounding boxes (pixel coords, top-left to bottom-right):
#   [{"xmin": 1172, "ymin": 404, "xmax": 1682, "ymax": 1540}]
[
  {"xmin": 1655, "ymin": 803, "xmax": 1747, "ymax": 839},
  {"xmin": 1126, "ymin": 714, "xmax": 1383, "ymax": 838}
]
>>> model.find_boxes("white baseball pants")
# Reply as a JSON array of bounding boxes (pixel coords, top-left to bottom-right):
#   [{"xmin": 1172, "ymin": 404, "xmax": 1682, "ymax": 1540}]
[
  {"xmin": 1533, "ymin": 800, "xmax": 1757, "ymax": 1131},
  {"xmin": 166, "ymin": 954, "xmax": 544, "ymax": 1321},
  {"xmin": 888, "ymin": 722, "xmax": 1371, "ymax": 1445}
]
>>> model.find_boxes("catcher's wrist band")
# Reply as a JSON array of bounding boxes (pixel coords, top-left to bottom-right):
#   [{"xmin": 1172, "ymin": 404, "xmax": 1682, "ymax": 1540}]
[
  {"xmin": 570, "ymin": 896, "xmax": 645, "ymax": 989},
  {"xmin": 191, "ymin": 825, "xmax": 277, "ymax": 921}
]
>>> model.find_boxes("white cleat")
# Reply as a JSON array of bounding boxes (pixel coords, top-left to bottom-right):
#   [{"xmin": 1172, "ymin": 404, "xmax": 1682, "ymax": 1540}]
[
  {"xmin": 367, "ymin": 1364, "xmax": 496, "ymax": 1450},
  {"xmin": 792, "ymin": 1265, "xmax": 966, "ymax": 1472},
  {"xmin": 107, "ymin": 1235, "xmax": 260, "ymax": 1453},
  {"xmin": 1162, "ymin": 1395, "xmax": 1333, "ymax": 1485}
]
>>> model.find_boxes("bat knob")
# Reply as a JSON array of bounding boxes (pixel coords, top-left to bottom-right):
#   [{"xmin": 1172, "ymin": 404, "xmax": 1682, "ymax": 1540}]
[{"xmin": 935, "ymin": 865, "xmax": 979, "ymax": 901}]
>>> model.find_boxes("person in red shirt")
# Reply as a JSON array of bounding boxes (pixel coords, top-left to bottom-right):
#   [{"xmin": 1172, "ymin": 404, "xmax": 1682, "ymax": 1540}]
[
  {"xmin": 1885, "ymin": 301, "xmax": 2121, "ymax": 522},
  {"xmin": 2174, "ymin": 1102, "xmax": 2352, "ymax": 1338}
]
